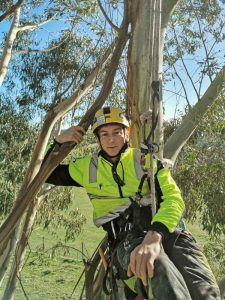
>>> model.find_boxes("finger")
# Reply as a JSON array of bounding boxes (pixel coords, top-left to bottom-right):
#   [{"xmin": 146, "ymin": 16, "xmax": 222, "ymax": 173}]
[
  {"xmin": 73, "ymin": 126, "xmax": 85, "ymax": 135},
  {"xmin": 127, "ymin": 264, "xmax": 133, "ymax": 277},
  {"xmin": 78, "ymin": 126, "xmax": 85, "ymax": 135},
  {"xmin": 71, "ymin": 128, "xmax": 84, "ymax": 141},
  {"xmin": 134, "ymin": 250, "xmax": 144, "ymax": 278},
  {"xmin": 129, "ymin": 250, "xmax": 137, "ymax": 275},
  {"xmin": 141, "ymin": 267, "xmax": 148, "ymax": 287},
  {"xmin": 73, "ymin": 132, "xmax": 84, "ymax": 143},
  {"xmin": 136, "ymin": 256, "xmax": 148, "ymax": 284},
  {"xmin": 147, "ymin": 259, "xmax": 154, "ymax": 278},
  {"xmin": 136, "ymin": 257, "xmax": 148, "ymax": 286}
]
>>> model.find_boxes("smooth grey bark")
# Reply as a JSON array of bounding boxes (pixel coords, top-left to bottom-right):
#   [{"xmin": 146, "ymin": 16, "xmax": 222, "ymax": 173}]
[
  {"xmin": 0, "ymin": 7, "xmax": 21, "ymax": 86},
  {"xmin": 161, "ymin": 0, "xmax": 180, "ymax": 31}
]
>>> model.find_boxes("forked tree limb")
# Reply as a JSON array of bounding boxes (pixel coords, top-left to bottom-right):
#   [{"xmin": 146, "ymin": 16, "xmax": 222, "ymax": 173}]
[
  {"xmin": 21, "ymin": 40, "xmax": 116, "ymax": 190},
  {"xmin": 164, "ymin": 65, "xmax": 225, "ymax": 162},
  {"xmin": 0, "ymin": 38, "xmax": 115, "ymax": 266},
  {"xmin": 0, "ymin": 0, "xmax": 24, "ymax": 22},
  {"xmin": 0, "ymin": 2, "xmax": 129, "ymax": 253},
  {"xmin": 97, "ymin": 0, "xmax": 120, "ymax": 32}
]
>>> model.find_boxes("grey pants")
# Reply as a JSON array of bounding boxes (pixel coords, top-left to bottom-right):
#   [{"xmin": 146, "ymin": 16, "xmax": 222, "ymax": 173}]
[{"xmin": 116, "ymin": 227, "xmax": 221, "ymax": 300}]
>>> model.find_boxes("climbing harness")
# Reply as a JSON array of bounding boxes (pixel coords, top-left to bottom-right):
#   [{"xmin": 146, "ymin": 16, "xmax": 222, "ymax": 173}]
[
  {"xmin": 140, "ymin": 80, "xmax": 160, "ymax": 217},
  {"xmin": 102, "ymin": 217, "xmax": 132, "ymax": 299},
  {"xmin": 98, "ymin": 81, "xmax": 161, "ymax": 300}
]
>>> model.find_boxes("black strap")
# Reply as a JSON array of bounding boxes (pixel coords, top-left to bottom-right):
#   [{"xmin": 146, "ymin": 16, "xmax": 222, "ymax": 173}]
[
  {"xmin": 144, "ymin": 80, "xmax": 160, "ymax": 154},
  {"xmin": 102, "ymin": 247, "xmax": 119, "ymax": 298},
  {"xmin": 102, "ymin": 265, "xmax": 112, "ymax": 296}
]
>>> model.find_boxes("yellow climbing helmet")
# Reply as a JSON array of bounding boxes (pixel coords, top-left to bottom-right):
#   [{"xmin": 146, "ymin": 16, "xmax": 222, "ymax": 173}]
[{"xmin": 92, "ymin": 106, "xmax": 129, "ymax": 133}]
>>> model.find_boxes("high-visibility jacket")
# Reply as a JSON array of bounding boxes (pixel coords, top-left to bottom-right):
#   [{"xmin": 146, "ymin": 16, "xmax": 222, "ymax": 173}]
[{"xmin": 68, "ymin": 147, "xmax": 184, "ymax": 234}]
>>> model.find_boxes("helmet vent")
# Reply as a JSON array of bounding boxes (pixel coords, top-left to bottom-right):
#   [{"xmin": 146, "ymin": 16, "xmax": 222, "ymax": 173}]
[{"xmin": 103, "ymin": 107, "xmax": 110, "ymax": 114}]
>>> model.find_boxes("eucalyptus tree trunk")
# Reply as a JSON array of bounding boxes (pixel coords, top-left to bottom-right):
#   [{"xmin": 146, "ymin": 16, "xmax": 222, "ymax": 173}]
[
  {"xmin": 87, "ymin": 1, "xmax": 181, "ymax": 298},
  {"xmin": 127, "ymin": 0, "xmax": 180, "ymax": 154}
]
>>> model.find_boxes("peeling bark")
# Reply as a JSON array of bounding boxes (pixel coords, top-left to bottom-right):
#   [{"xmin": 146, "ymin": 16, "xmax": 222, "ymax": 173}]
[{"xmin": 127, "ymin": 0, "xmax": 164, "ymax": 154}]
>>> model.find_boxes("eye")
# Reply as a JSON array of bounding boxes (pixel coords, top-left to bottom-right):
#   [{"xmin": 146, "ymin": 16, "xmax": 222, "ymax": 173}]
[
  {"xmin": 115, "ymin": 130, "xmax": 123, "ymax": 135},
  {"xmin": 100, "ymin": 132, "xmax": 108, "ymax": 138}
]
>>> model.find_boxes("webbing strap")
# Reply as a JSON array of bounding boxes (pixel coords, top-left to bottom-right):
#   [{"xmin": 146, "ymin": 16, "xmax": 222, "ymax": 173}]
[
  {"xmin": 89, "ymin": 149, "xmax": 145, "ymax": 184},
  {"xmin": 89, "ymin": 153, "xmax": 98, "ymax": 183},
  {"xmin": 133, "ymin": 148, "xmax": 146, "ymax": 180}
]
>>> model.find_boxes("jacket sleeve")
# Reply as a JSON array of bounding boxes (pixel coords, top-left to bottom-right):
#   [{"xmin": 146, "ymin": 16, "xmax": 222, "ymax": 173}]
[
  {"xmin": 44, "ymin": 142, "xmax": 82, "ymax": 187},
  {"xmin": 150, "ymin": 166, "xmax": 185, "ymax": 238},
  {"xmin": 46, "ymin": 164, "xmax": 82, "ymax": 186}
]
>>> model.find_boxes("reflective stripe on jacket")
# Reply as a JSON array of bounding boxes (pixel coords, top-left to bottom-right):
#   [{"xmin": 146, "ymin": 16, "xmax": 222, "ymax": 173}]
[{"xmin": 68, "ymin": 148, "xmax": 184, "ymax": 231}]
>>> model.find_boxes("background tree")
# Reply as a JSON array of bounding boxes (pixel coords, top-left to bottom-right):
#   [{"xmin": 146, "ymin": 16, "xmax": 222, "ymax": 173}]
[{"xmin": 0, "ymin": 0, "xmax": 224, "ymax": 298}]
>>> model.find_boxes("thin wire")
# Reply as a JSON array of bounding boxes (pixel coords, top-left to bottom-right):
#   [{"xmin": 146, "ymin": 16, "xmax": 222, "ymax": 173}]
[{"xmin": 17, "ymin": 275, "xmax": 29, "ymax": 300}]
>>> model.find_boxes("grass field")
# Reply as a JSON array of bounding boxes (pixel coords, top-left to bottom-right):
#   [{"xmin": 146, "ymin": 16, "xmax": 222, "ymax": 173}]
[
  {"xmin": 0, "ymin": 187, "xmax": 219, "ymax": 299},
  {"xmin": 1, "ymin": 188, "xmax": 105, "ymax": 300}
]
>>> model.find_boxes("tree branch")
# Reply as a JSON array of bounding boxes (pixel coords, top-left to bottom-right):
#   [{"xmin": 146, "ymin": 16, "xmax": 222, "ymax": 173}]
[
  {"xmin": 0, "ymin": 39, "xmax": 114, "ymax": 264},
  {"xmin": 161, "ymin": 0, "xmax": 180, "ymax": 35},
  {"xmin": 0, "ymin": 2, "xmax": 129, "ymax": 249},
  {"xmin": 53, "ymin": 33, "xmax": 104, "ymax": 103},
  {"xmin": 166, "ymin": 48, "xmax": 191, "ymax": 108},
  {"xmin": 171, "ymin": 18, "xmax": 200, "ymax": 100},
  {"xmin": 18, "ymin": 15, "xmax": 57, "ymax": 32},
  {"xmin": 0, "ymin": 0, "xmax": 24, "ymax": 22},
  {"xmin": 97, "ymin": 0, "xmax": 119, "ymax": 32},
  {"xmin": 164, "ymin": 65, "xmax": 225, "ymax": 162},
  {"xmin": 0, "ymin": 10, "xmax": 57, "ymax": 86},
  {"xmin": 0, "ymin": 7, "xmax": 21, "ymax": 86},
  {"xmin": 10, "ymin": 35, "xmax": 69, "ymax": 56},
  {"xmin": 190, "ymin": 0, "xmax": 213, "ymax": 84}
]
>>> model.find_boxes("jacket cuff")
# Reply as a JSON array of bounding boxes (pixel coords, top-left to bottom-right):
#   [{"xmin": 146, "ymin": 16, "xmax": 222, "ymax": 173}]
[
  {"xmin": 149, "ymin": 222, "xmax": 170, "ymax": 240},
  {"xmin": 53, "ymin": 138, "xmax": 62, "ymax": 146}
]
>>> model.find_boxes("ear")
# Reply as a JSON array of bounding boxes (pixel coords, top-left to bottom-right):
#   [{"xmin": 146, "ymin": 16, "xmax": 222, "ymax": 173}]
[
  {"xmin": 125, "ymin": 127, "xmax": 130, "ymax": 142},
  {"xmin": 96, "ymin": 137, "xmax": 101, "ymax": 146}
]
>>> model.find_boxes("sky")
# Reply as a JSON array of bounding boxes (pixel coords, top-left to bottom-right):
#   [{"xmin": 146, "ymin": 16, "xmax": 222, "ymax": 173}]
[{"xmin": 0, "ymin": 1, "xmax": 224, "ymax": 122}]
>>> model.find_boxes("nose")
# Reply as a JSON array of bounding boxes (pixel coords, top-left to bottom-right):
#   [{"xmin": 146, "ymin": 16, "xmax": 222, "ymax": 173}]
[{"xmin": 108, "ymin": 134, "xmax": 115, "ymax": 142}]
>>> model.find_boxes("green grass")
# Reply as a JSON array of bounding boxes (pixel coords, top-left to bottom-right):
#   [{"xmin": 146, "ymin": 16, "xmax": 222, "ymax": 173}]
[
  {"xmin": 1, "ymin": 188, "xmax": 105, "ymax": 300},
  {"xmin": 0, "ymin": 187, "xmax": 220, "ymax": 299}
]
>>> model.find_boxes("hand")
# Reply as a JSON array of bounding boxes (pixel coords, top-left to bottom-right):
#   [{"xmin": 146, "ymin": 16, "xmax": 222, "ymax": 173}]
[
  {"xmin": 127, "ymin": 231, "xmax": 162, "ymax": 286},
  {"xmin": 55, "ymin": 126, "xmax": 85, "ymax": 145}
]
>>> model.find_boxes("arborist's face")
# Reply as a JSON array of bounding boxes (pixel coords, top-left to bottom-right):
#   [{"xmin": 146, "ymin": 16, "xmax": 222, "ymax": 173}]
[{"xmin": 97, "ymin": 124, "xmax": 129, "ymax": 157}]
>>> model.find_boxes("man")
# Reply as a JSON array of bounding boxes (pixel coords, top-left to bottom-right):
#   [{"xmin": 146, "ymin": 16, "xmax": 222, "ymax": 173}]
[{"xmin": 45, "ymin": 106, "xmax": 220, "ymax": 300}]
